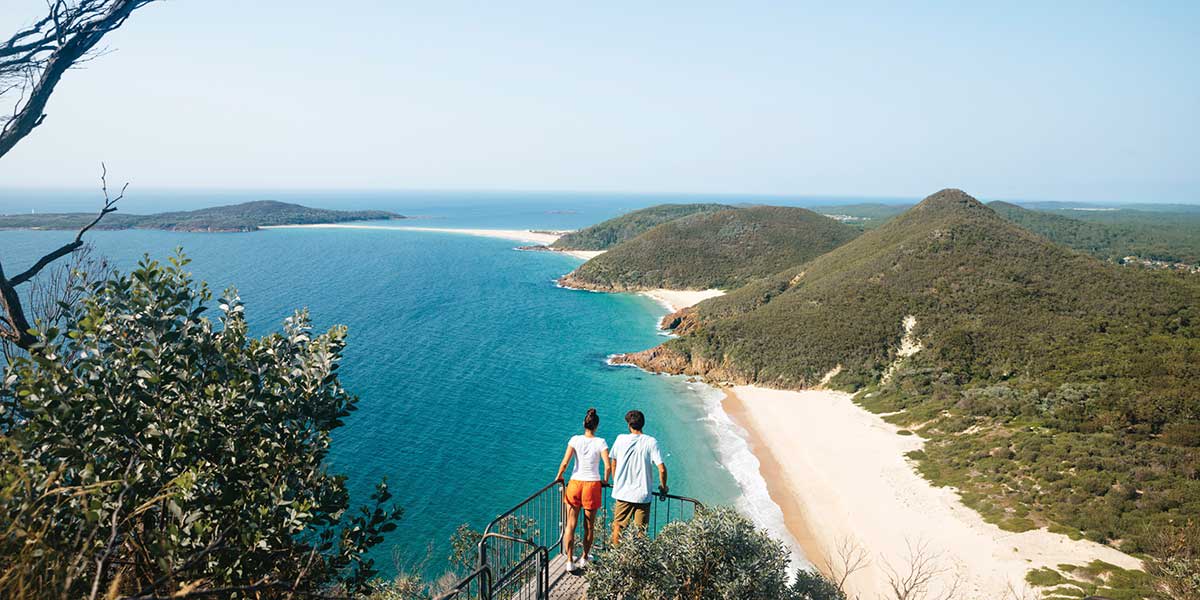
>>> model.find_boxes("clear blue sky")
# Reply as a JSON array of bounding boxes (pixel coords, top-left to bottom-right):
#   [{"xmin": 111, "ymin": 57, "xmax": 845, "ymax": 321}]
[{"xmin": 0, "ymin": 1, "xmax": 1196, "ymax": 202}]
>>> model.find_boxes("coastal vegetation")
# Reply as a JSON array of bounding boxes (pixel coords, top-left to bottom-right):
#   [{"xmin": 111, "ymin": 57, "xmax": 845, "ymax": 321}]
[
  {"xmin": 560, "ymin": 206, "xmax": 859, "ymax": 291},
  {"xmin": 988, "ymin": 201, "xmax": 1200, "ymax": 267},
  {"xmin": 0, "ymin": 254, "xmax": 400, "ymax": 598},
  {"xmin": 812, "ymin": 200, "xmax": 1200, "ymax": 267},
  {"xmin": 586, "ymin": 508, "xmax": 844, "ymax": 600},
  {"xmin": 0, "ymin": 200, "xmax": 404, "ymax": 233},
  {"xmin": 550, "ymin": 203, "xmax": 732, "ymax": 250},
  {"xmin": 619, "ymin": 190, "xmax": 1200, "ymax": 563}
]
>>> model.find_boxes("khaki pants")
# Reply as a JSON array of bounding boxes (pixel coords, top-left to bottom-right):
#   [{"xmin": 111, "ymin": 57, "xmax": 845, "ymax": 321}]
[{"xmin": 613, "ymin": 500, "xmax": 650, "ymax": 529}]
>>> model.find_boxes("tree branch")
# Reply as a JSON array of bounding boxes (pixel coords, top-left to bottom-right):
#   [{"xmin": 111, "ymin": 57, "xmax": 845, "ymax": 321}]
[
  {"xmin": 0, "ymin": 164, "xmax": 124, "ymax": 348},
  {"xmin": 0, "ymin": 0, "xmax": 158, "ymax": 161},
  {"xmin": 8, "ymin": 164, "xmax": 123, "ymax": 286}
]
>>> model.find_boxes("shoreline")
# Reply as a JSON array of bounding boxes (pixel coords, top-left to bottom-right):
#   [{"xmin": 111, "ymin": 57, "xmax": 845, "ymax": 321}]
[
  {"xmin": 264, "ymin": 224, "xmax": 608, "ymax": 260},
  {"xmin": 638, "ymin": 288, "xmax": 725, "ymax": 313},
  {"xmin": 262, "ymin": 223, "xmax": 560, "ymax": 244},
  {"xmin": 721, "ymin": 389, "xmax": 824, "ymax": 570},
  {"xmin": 723, "ymin": 384, "xmax": 1143, "ymax": 598}
]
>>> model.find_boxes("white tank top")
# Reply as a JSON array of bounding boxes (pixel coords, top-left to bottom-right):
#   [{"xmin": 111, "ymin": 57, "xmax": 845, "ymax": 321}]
[{"xmin": 569, "ymin": 435, "xmax": 608, "ymax": 482}]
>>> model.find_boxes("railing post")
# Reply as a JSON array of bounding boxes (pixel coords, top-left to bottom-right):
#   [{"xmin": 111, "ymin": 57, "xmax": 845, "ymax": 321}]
[{"xmin": 537, "ymin": 547, "xmax": 547, "ymax": 600}]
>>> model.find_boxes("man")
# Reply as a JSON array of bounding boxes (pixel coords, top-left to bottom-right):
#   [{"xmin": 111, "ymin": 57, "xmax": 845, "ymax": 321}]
[{"xmin": 608, "ymin": 409, "xmax": 668, "ymax": 545}]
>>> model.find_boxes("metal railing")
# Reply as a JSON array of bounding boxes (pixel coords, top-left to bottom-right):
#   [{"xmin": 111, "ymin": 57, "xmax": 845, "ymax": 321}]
[
  {"xmin": 435, "ymin": 566, "xmax": 490, "ymax": 600},
  {"xmin": 435, "ymin": 480, "xmax": 702, "ymax": 600}
]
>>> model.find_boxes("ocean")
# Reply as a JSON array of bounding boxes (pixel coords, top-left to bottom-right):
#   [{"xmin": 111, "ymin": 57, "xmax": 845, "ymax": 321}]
[{"xmin": 0, "ymin": 191, "xmax": 820, "ymax": 578}]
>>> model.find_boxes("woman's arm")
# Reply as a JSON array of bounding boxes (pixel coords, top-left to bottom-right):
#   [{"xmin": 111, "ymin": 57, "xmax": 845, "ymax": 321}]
[
  {"xmin": 554, "ymin": 445, "xmax": 575, "ymax": 483},
  {"xmin": 600, "ymin": 449, "xmax": 611, "ymax": 484}
]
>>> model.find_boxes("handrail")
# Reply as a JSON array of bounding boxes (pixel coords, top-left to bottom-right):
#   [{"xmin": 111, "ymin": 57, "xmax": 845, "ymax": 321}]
[
  {"xmin": 653, "ymin": 490, "xmax": 702, "ymax": 505},
  {"xmin": 478, "ymin": 480, "xmax": 564, "ymax": 570},
  {"xmin": 481, "ymin": 531, "xmax": 539, "ymax": 547},
  {"xmin": 432, "ymin": 565, "xmax": 491, "ymax": 600},
  {"xmin": 446, "ymin": 479, "xmax": 703, "ymax": 600},
  {"xmin": 481, "ymin": 480, "xmax": 564, "ymax": 537}
]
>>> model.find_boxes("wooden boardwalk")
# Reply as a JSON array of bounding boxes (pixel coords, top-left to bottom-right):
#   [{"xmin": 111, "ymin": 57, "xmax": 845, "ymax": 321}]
[{"xmin": 522, "ymin": 553, "xmax": 587, "ymax": 600}]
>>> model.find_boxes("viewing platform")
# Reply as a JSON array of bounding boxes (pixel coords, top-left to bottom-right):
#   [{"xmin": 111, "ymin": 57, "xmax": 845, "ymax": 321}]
[{"xmin": 436, "ymin": 480, "xmax": 702, "ymax": 600}]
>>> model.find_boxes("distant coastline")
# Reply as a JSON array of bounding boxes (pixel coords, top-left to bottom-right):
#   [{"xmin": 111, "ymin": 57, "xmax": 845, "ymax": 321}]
[{"xmin": 0, "ymin": 200, "xmax": 404, "ymax": 233}]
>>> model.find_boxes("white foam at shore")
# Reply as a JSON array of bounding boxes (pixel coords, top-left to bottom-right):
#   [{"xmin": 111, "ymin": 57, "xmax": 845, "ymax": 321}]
[{"xmin": 686, "ymin": 380, "xmax": 809, "ymax": 570}]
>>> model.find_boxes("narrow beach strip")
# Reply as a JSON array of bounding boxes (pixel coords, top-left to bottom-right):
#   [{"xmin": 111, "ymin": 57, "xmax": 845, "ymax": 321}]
[
  {"xmin": 639, "ymin": 289, "xmax": 725, "ymax": 313},
  {"xmin": 263, "ymin": 224, "xmax": 606, "ymax": 260},
  {"xmin": 724, "ymin": 385, "xmax": 1143, "ymax": 599}
]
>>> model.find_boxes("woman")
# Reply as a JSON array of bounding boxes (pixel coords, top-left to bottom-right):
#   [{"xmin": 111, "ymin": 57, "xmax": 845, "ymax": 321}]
[{"xmin": 554, "ymin": 407, "xmax": 609, "ymax": 572}]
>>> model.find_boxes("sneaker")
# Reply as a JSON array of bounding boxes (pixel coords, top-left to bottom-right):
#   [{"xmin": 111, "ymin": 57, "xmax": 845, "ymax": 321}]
[
  {"xmin": 574, "ymin": 557, "xmax": 589, "ymax": 571},
  {"xmin": 566, "ymin": 557, "xmax": 581, "ymax": 574}
]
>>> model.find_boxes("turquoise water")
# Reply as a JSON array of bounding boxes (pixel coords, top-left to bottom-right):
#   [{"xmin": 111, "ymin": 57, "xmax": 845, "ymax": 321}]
[{"xmin": 0, "ymin": 218, "xmax": 750, "ymax": 577}]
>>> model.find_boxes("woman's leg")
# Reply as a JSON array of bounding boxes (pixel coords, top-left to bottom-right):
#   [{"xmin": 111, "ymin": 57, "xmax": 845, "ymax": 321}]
[
  {"xmin": 563, "ymin": 502, "xmax": 580, "ymax": 562},
  {"xmin": 581, "ymin": 508, "xmax": 597, "ymax": 560}
]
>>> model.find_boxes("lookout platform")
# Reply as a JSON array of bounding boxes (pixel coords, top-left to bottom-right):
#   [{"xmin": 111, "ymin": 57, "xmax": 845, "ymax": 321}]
[{"xmin": 435, "ymin": 481, "xmax": 701, "ymax": 600}]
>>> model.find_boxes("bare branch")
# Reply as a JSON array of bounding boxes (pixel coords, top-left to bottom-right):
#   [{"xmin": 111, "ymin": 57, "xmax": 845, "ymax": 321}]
[
  {"xmin": 0, "ymin": 0, "xmax": 159, "ymax": 160},
  {"xmin": 0, "ymin": 164, "xmax": 124, "ymax": 349},
  {"xmin": 823, "ymin": 535, "xmax": 871, "ymax": 594},
  {"xmin": 880, "ymin": 538, "xmax": 960, "ymax": 600},
  {"xmin": 8, "ymin": 164, "xmax": 122, "ymax": 286}
]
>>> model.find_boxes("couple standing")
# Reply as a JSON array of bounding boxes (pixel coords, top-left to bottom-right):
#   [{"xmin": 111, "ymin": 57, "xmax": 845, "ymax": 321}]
[{"xmin": 553, "ymin": 408, "xmax": 668, "ymax": 573}]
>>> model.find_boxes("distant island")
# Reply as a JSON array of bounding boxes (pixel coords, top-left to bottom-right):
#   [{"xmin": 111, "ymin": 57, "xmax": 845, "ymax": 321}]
[{"xmin": 0, "ymin": 200, "xmax": 405, "ymax": 233}]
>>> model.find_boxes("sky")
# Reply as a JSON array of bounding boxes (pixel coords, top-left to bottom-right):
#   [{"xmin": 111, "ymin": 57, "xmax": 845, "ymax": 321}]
[{"xmin": 0, "ymin": 1, "xmax": 1197, "ymax": 203}]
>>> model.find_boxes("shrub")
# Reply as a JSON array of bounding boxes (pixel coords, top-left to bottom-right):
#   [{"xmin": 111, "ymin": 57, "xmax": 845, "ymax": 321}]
[
  {"xmin": 1162, "ymin": 422, "xmax": 1200, "ymax": 447},
  {"xmin": 586, "ymin": 506, "xmax": 837, "ymax": 600},
  {"xmin": 0, "ymin": 254, "xmax": 400, "ymax": 598}
]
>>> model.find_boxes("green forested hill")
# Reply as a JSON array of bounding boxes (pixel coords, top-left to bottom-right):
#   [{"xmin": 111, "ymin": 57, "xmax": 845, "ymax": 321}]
[
  {"xmin": 550, "ymin": 203, "xmax": 732, "ymax": 250},
  {"xmin": 989, "ymin": 201, "xmax": 1200, "ymax": 265},
  {"xmin": 619, "ymin": 189, "xmax": 1200, "ymax": 551},
  {"xmin": 0, "ymin": 200, "xmax": 403, "ymax": 232},
  {"xmin": 560, "ymin": 206, "xmax": 859, "ymax": 291}
]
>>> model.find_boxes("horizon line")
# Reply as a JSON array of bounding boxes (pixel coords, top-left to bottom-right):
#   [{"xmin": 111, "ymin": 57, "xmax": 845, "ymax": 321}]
[{"xmin": 2, "ymin": 185, "xmax": 1196, "ymax": 207}]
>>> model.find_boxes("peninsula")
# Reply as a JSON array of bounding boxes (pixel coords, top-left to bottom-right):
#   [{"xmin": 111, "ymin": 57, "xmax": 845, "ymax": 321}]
[{"xmin": 0, "ymin": 200, "xmax": 404, "ymax": 232}]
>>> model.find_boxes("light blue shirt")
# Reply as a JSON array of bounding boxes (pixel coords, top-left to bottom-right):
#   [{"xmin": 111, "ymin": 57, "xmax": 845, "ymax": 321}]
[{"xmin": 609, "ymin": 433, "xmax": 664, "ymax": 504}]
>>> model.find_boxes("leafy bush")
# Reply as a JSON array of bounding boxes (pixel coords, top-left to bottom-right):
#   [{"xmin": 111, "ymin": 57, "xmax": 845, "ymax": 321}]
[
  {"xmin": 0, "ymin": 253, "xmax": 400, "ymax": 599},
  {"xmin": 586, "ymin": 506, "xmax": 839, "ymax": 600},
  {"xmin": 1146, "ymin": 522, "xmax": 1200, "ymax": 600}
]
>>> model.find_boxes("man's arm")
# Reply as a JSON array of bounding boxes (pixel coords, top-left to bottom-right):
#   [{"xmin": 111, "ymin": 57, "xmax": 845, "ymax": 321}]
[{"xmin": 651, "ymin": 438, "xmax": 667, "ymax": 494}]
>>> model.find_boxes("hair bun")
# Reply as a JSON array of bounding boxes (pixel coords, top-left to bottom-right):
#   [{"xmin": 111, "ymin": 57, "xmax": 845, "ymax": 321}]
[{"xmin": 586, "ymin": 407, "xmax": 597, "ymax": 415}]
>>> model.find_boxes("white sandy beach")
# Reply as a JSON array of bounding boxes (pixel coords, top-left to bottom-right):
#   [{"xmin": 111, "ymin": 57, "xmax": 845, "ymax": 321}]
[
  {"xmin": 724, "ymin": 385, "xmax": 1142, "ymax": 599},
  {"xmin": 264, "ymin": 223, "xmax": 558, "ymax": 243},
  {"xmin": 639, "ymin": 288, "xmax": 725, "ymax": 312},
  {"xmin": 263, "ymin": 224, "xmax": 606, "ymax": 260}
]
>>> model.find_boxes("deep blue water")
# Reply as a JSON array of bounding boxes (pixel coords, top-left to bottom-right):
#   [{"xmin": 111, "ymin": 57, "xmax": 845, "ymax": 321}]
[{"xmin": 0, "ymin": 204, "xmax": 765, "ymax": 578}]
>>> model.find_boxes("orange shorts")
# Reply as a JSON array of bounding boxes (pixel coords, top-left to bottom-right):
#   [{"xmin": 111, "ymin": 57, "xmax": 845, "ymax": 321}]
[{"xmin": 565, "ymin": 479, "xmax": 603, "ymax": 510}]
